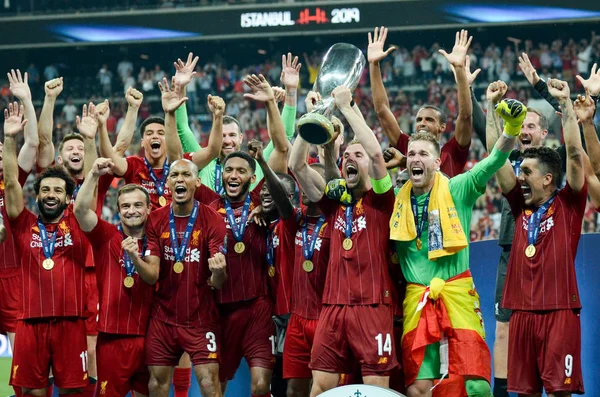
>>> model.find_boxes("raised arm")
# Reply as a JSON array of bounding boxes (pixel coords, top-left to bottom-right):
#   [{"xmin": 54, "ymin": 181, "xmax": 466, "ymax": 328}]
[
  {"xmin": 112, "ymin": 87, "xmax": 143, "ymax": 157},
  {"xmin": 249, "ymin": 140, "xmax": 294, "ymax": 220},
  {"xmin": 74, "ymin": 158, "xmax": 114, "ymax": 232},
  {"xmin": 518, "ymin": 53, "xmax": 560, "ymax": 111},
  {"xmin": 190, "ymin": 95, "xmax": 224, "ymax": 169},
  {"xmin": 37, "ymin": 77, "xmax": 63, "ymax": 168},
  {"xmin": 367, "ymin": 26, "xmax": 403, "ymax": 147},
  {"xmin": 333, "ymin": 86, "xmax": 387, "ymax": 180},
  {"xmin": 548, "ymin": 79, "xmax": 584, "ymax": 192},
  {"xmin": 439, "ymin": 30, "xmax": 474, "ymax": 148},
  {"xmin": 290, "ymin": 135, "xmax": 325, "ymax": 202},
  {"xmin": 2, "ymin": 103, "xmax": 27, "ymax": 219},
  {"xmin": 575, "ymin": 89, "xmax": 600, "ymax": 177},
  {"xmin": 174, "ymin": 52, "xmax": 202, "ymax": 153},
  {"xmin": 485, "ymin": 81, "xmax": 508, "ymax": 152},
  {"xmin": 159, "ymin": 77, "xmax": 189, "ymax": 162},
  {"xmin": 244, "ymin": 74, "xmax": 290, "ymax": 174},
  {"xmin": 97, "ymin": 100, "xmax": 128, "ymax": 176},
  {"xmin": 74, "ymin": 102, "xmax": 100, "ymax": 179},
  {"xmin": 8, "ymin": 70, "xmax": 38, "ymax": 173}
]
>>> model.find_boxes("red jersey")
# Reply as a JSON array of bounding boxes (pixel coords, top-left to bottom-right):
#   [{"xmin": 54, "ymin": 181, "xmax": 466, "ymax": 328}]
[
  {"xmin": 209, "ymin": 188, "xmax": 269, "ymax": 305},
  {"xmin": 270, "ymin": 213, "xmax": 297, "ymax": 316},
  {"xmin": 85, "ymin": 220, "xmax": 154, "ymax": 335},
  {"xmin": 145, "ymin": 201, "xmax": 226, "ymax": 327},
  {"xmin": 0, "ymin": 167, "xmax": 30, "ymax": 278},
  {"xmin": 503, "ymin": 182, "xmax": 586, "ymax": 311},
  {"xmin": 122, "ymin": 156, "xmax": 172, "ymax": 211},
  {"xmin": 394, "ymin": 134, "xmax": 469, "ymax": 177},
  {"xmin": 9, "ymin": 209, "xmax": 87, "ymax": 319},
  {"xmin": 290, "ymin": 209, "xmax": 331, "ymax": 319},
  {"xmin": 317, "ymin": 189, "xmax": 395, "ymax": 305}
]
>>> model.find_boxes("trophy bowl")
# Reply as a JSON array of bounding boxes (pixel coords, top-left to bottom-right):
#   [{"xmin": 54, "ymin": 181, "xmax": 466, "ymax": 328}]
[{"xmin": 298, "ymin": 43, "xmax": 366, "ymax": 145}]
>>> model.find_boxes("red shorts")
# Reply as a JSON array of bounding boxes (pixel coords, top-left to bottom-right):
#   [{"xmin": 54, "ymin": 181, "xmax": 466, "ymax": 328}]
[
  {"xmin": 310, "ymin": 304, "xmax": 398, "ymax": 377},
  {"xmin": 10, "ymin": 318, "xmax": 88, "ymax": 389},
  {"xmin": 84, "ymin": 270, "xmax": 98, "ymax": 336},
  {"xmin": 283, "ymin": 314, "xmax": 318, "ymax": 379},
  {"xmin": 508, "ymin": 310, "xmax": 584, "ymax": 395},
  {"xmin": 0, "ymin": 275, "xmax": 21, "ymax": 333},
  {"xmin": 146, "ymin": 318, "xmax": 220, "ymax": 367},
  {"xmin": 218, "ymin": 296, "xmax": 276, "ymax": 382},
  {"xmin": 96, "ymin": 333, "xmax": 149, "ymax": 397}
]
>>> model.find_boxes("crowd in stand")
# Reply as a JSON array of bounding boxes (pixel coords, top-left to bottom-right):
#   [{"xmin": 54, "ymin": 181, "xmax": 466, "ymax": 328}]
[{"xmin": 2, "ymin": 32, "xmax": 600, "ymax": 239}]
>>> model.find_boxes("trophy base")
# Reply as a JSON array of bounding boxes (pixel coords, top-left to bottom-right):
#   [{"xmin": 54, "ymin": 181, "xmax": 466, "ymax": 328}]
[{"xmin": 297, "ymin": 113, "xmax": 334, "ymax": 145}]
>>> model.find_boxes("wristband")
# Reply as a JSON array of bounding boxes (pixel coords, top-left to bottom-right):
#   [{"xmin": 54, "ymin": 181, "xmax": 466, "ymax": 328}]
[
  {"xmin": 371, "ymin": 174, "xmax": 393, "ymax": 194},
  {"xmin": 503, "ymin": 131, "xmax": 517, "ymax": 139}
]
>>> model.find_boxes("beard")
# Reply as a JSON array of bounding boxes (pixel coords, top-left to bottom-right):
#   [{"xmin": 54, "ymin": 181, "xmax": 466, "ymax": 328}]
[
  {"xmin": 64, "ymin": 161, "xmax": 83, "ymax": 176},
  {"xmin": 37, "ymin": 198, "xmax": 68, "ymax": 221}
]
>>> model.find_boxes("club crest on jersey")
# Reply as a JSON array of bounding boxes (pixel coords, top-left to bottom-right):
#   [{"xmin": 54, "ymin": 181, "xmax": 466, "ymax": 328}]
[
  {"xmin": 191, "ymin": 230, "xmax": 201, "ymax": 246},
  {"xmin": 100, "ymin": 381, "xmax": 108, "ymax": 395}
]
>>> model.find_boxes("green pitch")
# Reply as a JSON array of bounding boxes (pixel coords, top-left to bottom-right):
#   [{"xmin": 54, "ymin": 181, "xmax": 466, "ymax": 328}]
[{"xmin": 0, "ymin": 357, "xmax": 12, "ymax": 397}]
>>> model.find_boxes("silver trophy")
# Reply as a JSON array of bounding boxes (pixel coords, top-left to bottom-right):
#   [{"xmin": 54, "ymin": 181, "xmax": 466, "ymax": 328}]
[{"xmin": 297, "ymin": 43, "xmax": 366, "ymax": 145}]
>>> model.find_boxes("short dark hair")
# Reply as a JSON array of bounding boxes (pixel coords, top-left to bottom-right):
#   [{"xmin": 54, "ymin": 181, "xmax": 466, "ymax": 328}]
[
  {"xmin": 526, "ymin": 108, "xmax": 549, "ymax": 131},
  {"xmin": 408, "ymin": 131, "xmax": 441, "ymax": 157},
  {"xmin": 117, "ymin": 184, "xmax": 150, "ymax": 206},
  {"xmin": 522, "ymin": 146, "xmax": 561, "ymax": 187},
  {"xmin": 223, "ymin": 151, "xmax": 256, "ymax": 174},
  {"xmin": 139, "ymin": 116, "xmax": 165, "ymax": 137},
  {"xmin": 223, "ymin": 116, "xmax": 243, "ymax": 135},
  {"xmin": 418, "ymin": 105, "xmax": 447, "ymax": 124},
  {"xmin": 58, "ymin": 133, "xmax": 84, "ymax": 154},
  {"xmin": 33, "ymin": 166, "xmax": 76, "ymax": 196},
  {"xmin": 276, "ymin": 172, "xmax": 299, "ymax": 204}
]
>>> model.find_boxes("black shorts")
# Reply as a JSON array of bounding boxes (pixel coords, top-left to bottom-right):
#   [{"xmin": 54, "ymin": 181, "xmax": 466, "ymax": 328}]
[{"xmin": 495, "ymin": 249, "xmax": 512, "ymax": 322}]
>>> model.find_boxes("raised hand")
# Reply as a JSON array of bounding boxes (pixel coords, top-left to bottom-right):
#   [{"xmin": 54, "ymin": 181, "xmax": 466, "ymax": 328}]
[
  {"xmin": 91, "ymin": 157, "xmax": 115, "ymax": 177},
  {"xmin": 3, "ymin": 102, "xmax": 27, "ymax": 137},
  {"xmin": 331, "ymin": 86, "xmax": 352, "ymax": 108},
  {"xmin": 495, "ymin": 99, "xmax": 527, "ymax": 136},
  {"xmin": 207, "ymin": 94, "xmax": 226, "ymax": 117},
  {"xmin": 121, "ymin": 236, "xmax": 140, "ymax": 258},
  {"xmin": 243, "ymin": 74, "xmax": 274, "ymax": 102},
  {"xmin": 7, "ymin": 69, "xmax": 31, "ymax": 101},
  {"xmin": 247, "ymin": 139, "xmax": 264, "ymax": 162},
  {"xmin": 76, "ymin": 102, "xmax": 99, "ymax": 139},
  {"xmin": 305, "ymin": 90, "xmax": 321, "ymax": 113},
  {"xmin": 280, "ymin": 52, "xmax": 301, "ymax": 89},
  {"xmin": 95, "ymin": 99, "xmax": 110, "ymax": 126},
  {"xmin": 173, "ymin": 52, "xmax": 199, "ymax": 87},
  {"xmin": 208, "ymin": 252, "xmax": 227, "ymax": 275},
  {"xmin": 367, "ymin": 26, "xmax": 395, "ymax": 64},
  {"xmin": 272, "ymin": 86, "xmax": 285, "ymax": 104},
  {"xmin": 439, "ymin": 29, "xmax": 473, "ymax": 68},
  {"xmin": 44, "ymin": 77, "xmax": 64, "ymax": 98},
  {"xmin": 518, "ymin": 53, "xmax": 540, "ymax": 86},
  {"xmin": 125, "ymin": 86, "xmax": 144, "ymax": 108},
  {"xmin": 159, "ymin": 77, "xmax": 188, "ymax": 114},
  {"xmin": 576, "ymin": 63, "xmax": 600, "ymax": 96},
  {"xmin": 486, "ymin": 80, "xmax": 508, "ymax": 104},
  {"xmin": 573, "ymin": 88, "xmax": 596, "ymax": 122},
  {"xmin": 383, "ymin": 147, "xmax": 406, "ymax": 169},
  {"xmin": 547, "ymin": 78, "xmax": 571, "ymax": 100}
]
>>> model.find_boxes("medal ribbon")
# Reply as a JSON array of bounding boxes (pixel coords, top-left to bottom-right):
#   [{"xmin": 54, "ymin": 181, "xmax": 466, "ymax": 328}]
[
  {"xmin": 527, "ymin": 191, "xmax": 558, "ymax": 246},
  {"xmin": 266, "ymin": 220, "xmax": 280, "ymax": 267},
  {"xmin": 118, "ymin": 224, "xmax": 147, "ymax": 277},
  {"xmin": 73, "ymin": 183, "xmax": 82, "ymax": 200},
  {"xmin": 344, "ymin": 204, "xmax": 354, "ymax": 239},
  {"xmin": 215, "ymin": 159, "xmax": 224, "ymax": 195},
  {"xmin": 144, "ymin": 158, "xmax": 170, "ymax": 197},
  {"xmin": 302, "ymin": 215, "xmax": 325, "ymax": 260},
  {"xmin": 410, "ymin": 191, "xmax": 430, "ymax": 241},
  {"xmin": 512, "ymin": 159, "xmax": 522, "ymax": 177},
  {"xmin": 224, "ymin": 194, "xmax": 252, "ymax": 243},
  {"xmin": 169, "ymin": 201, "xmax": 199, "ymax": 263},
  {"xmin": 37, "ymin": 218, "xmax": 59, "ymax": 260}
]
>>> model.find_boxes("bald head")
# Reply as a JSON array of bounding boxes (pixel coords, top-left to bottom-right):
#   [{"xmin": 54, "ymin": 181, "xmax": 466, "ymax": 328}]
[{"xmin": 171, "ymin": 159, "xmax": 199, "ymax": 176}]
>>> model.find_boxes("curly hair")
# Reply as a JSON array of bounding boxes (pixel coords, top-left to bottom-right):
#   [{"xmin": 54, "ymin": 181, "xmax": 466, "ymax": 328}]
[
  {"xmin": 33, "ymin": 166, "xmax": 76, "ymax": 196},
  {"xmin": 522, "ymin": 146, "xmax": 561, "ymax": 186},
  {"xmin": 223, "ymin": 151, "xmax": 256, "ymax": 174}
]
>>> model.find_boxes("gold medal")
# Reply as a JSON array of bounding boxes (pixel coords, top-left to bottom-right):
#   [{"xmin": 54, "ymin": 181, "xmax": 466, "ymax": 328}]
[
  {"xmin": 342, "ymin": 238, "xmax": 353, "ymax": 251},
  {"xmin": 123, "ymin": 276, "xmax": 135, "ymax": 288},
  {"xmin": 303, "ymin": 260, "xmax": 314, "ymax": 273},
  {"xmin": 268, "ymin": 266, "xmax": 276, "ymax": 277},
  {"xmin": 525, "ymin": 244, "xmax": 536, "ymax": 258},
  {"xmin": 234, "ymin": 242, "xmax": 246, "ymax": 254},
  {"xmin": 173, "ymin": 261, "xmax": 184, "ymax": 273},
  {"xmin": 42, "ymin": 258, "xmax": 54, "ymax": 270},
  {"xmin": 159, "ymin": 196, "xmax": 167, "ymax": 207},
  {"xmin": 416, "ymin": 238, "xmax": 423, "ymax": 251}
]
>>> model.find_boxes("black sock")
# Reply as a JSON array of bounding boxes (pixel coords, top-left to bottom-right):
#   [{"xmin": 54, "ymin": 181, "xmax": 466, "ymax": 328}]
[{"xmin": 493, "ymin": 377, "xmax": 508, "ymax": 397}]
